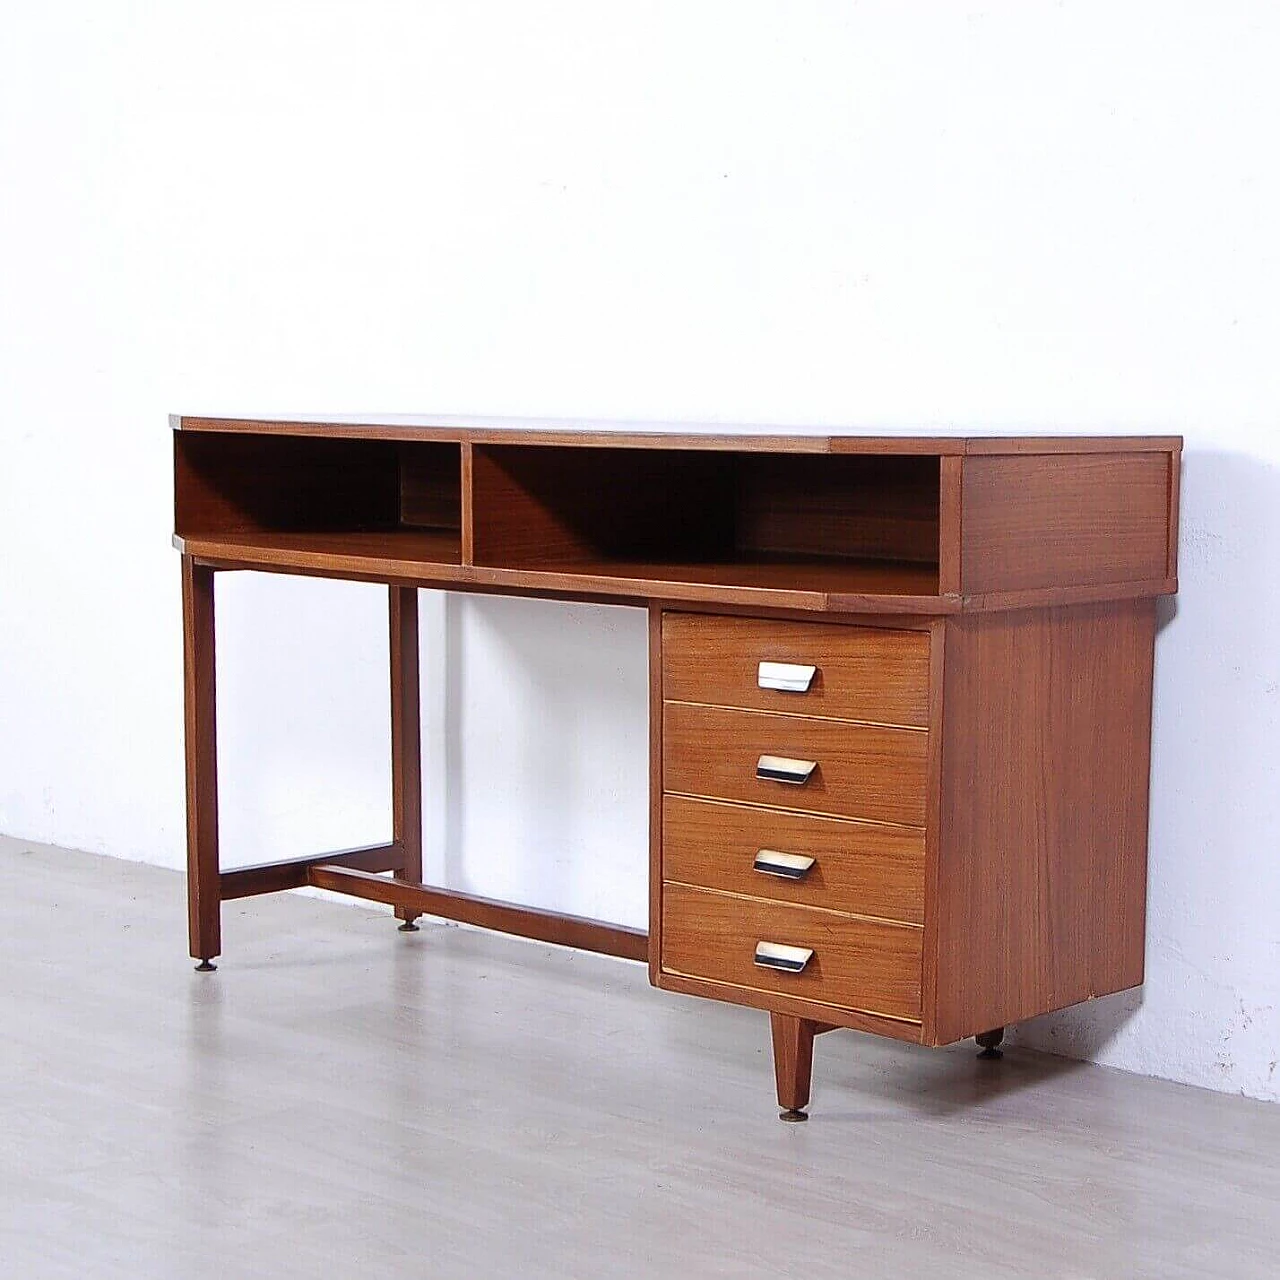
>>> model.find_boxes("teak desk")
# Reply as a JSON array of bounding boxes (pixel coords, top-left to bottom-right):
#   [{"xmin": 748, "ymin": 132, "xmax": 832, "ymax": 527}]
[{"xmin": 173, "ymin": 417, "xmax": 1181, "ymax": 1119}]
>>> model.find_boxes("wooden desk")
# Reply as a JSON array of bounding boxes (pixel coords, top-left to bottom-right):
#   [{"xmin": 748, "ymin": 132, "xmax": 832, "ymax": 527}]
[{"xmin": 173, "ymin": 416, "xmax": 1181, "ymax": 1119}]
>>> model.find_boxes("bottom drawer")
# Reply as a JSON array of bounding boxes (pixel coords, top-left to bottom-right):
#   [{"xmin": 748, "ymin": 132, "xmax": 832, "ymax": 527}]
[{"xmin": 660, "ymin": 883, "xmax": 922, "ymax": 1023}]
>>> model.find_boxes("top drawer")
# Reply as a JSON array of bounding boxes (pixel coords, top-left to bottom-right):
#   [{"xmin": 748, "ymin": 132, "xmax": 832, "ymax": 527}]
[{"xmin": 662, "ymin": 614, "xmax": 930, "ymax": 728}]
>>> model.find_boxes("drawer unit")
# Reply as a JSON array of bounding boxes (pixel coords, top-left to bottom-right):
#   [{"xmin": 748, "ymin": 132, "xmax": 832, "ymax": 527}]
[
  {"xmin": 663, "ymin": 613, "xmax": 931, "ymax": 727},
  {"xmin": 657, "ymin": 612, "xmax": 932, "ymax": 1033},
  {"xmin": 663, "ymin": 794, "xmax": 924, "ymax": 925},
  {"xmin": 663, "ymin": 701, "xmax": 928, "ymax": 827},
  {"xmin": 660, "ymin": 884, "xmax": 923, "ymax": 1023}
]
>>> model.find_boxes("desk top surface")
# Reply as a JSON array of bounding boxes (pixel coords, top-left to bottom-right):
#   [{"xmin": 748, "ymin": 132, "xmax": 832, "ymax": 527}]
[{"xmin": 172, "ymin": 414, "xmax": 1181, "ymax": 456}]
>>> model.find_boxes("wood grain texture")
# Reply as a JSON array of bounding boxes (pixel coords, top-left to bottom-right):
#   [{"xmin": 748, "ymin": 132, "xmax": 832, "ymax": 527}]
[
  {"xmin": 171, "ymin": 536, "xmax": 946, "ymax": 614},
  {"xmin": 469, "ymin": 443, "xmax": 947, "ymax": 607},
  {"xmin": 647, "ymin": 601, "xmax": 938, "ymax": 629},
  {"xmin": 662, "ymin": 795, "xmax": 924, "ymax": 925},
  {"xmin": 770, "ymin": 1013, "xmax": 817, "ymax": 1111},
  {"xmin": 920, "ymin": 618, "xmax": 948, "ymax": 1044},
  {"xmin": 734, "ymin": 453, "xmax": 940, "ymax": 563},
  {"xmin": 960, "ymin": 452, "xmax": 1171, "ymax": 594},
  {"xmin": 181, "ymin": 555, "xmax": 220, "ymax": 962},
  {"xmin": 471, "ymin": 443, "xmax": 736, "ymax": 564},
  {"xmin": 174, "ymin": 530, "xmax": 464, "ymax": 577},
  {"xmin": 938, "ymin": 455, "xmax": 964, "ymax": 595},
  {"xmin": 174, "ymin": 430, "xmax": 401, "ymax": 535},
  {"xmin": 470, "ymin": 558, "xmax": 946, "ymax": 614},
  {"xmin": 648, "ymin": 605, "xmax": 665, "ymax": 986},
  {"xmin": 664, "ymin": 702, "xmax": 929, "ymax": 827},
  {"xmin": 220, "ymin": 843, "xmax": 405, "ymax": 900},
  {"xmin": 959, "ymin": 436, "xmax": 1182, "ymax": 455},
  {"xmin": 660, "ymin": 883, "xmax": 922, "ymax": 1022},
  {"xmin": 928, "ymin": 599, "xmax": 1157, "ymax": 1045},
  {"xmin": 389, "ymin": 586, "xmax": 422, "ymax": 925},
  {"xmin": 177, "ymin": 416, "xmax": 960, "ymax": 452},
  {"xmin": 662, "ymin": 612, "xmax": 931, "ymax": 727},
  {"xmin": 175, "ymin": 414, "xmax": 1181, "ymax": 455},
  {"xmin": 174, "ymin": 530, "xmax": 1173, "ymax": 612},
  {"xmin": 397, "ymin": 442, "xmax": 462, "ymax": 530},
  {"xmin": 654, "ymin": 970, "xmax": 924, "ymax": 1040},
  {"xmin": 307, "ymin": 865, "xmax": 649, "ymax": 962},
  {"xmin": 172, "ymin": 548, "xmax": 758, "ymax": 611},
  {"xmin": 460, "ymin": 442, "xmax": 474, "ymax": 564},
  {"xmin": 959, "ymin": 577, "xmax": 1177, "ymax": 614}
]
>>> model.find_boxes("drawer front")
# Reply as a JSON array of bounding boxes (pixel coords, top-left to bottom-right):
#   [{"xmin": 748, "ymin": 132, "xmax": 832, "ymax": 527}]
[
  {"xmin": 662, "ymin": 613, "xmax": 930, "ymax": 728},
  {"xmin": 661, "ymin": 883, "xmax": 922, "ymax": 1021},
  {"xmin": 663, "ymin": 702, "xmax": 928, "ymax": 827},
  {"xmin": 663, "ymin": 795, "xmax": 924, "ymax": 924}
]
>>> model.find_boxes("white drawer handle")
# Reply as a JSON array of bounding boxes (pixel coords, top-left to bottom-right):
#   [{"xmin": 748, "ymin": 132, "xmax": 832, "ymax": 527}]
[
  {"xmin": 758, "ymin": 661, "xmax": 817, "ymax": 693},
  {"xmin": 756, "ymin": 754, "xmax": 817, "ymax": 785},
  {"xmin": 754, "ymin": 942, "xmax": 814, "ymax": 973},
  {"xmin": 754, "ymin": 849, "xmax": 816, "ymax": 880}
]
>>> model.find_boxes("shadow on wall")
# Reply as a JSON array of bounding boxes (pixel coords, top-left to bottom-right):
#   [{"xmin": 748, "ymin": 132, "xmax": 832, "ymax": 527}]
[{"xmin": 1013, "ymin": 449, "xmax": 1280, "ymax": 1099}]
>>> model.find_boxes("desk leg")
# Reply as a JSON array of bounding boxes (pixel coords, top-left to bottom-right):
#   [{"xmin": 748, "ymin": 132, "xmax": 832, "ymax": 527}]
[
  {"xmin": 181, "ymin": 556, "xmax": 221, "ymax": 970},
  {"xmin": 770, "ymin": 1013, "xmax": 818, "ymax": 1122},
  {"xmin": 390, "ymin": 585, "xmax": 423, "ymax": 930}
]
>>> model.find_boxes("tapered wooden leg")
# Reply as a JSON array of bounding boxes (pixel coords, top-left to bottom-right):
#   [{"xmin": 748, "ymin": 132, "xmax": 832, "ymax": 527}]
[
  {"xmin": 770, "ymin": 1013, "xmax": 818, "ymax": 1121},
  {"xmin": 181, "ymin": 556, "xmax": 221, "ymax": 969},
  {"xmin": 390, "ymin": 586, "xmax": 423, "ymax": 929}
]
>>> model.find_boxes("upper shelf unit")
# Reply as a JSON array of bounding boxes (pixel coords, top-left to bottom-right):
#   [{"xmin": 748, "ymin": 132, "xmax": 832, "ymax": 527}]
[{"xmin": 172, "ymin": 419, "xmax": 1181, "ymax": 613}]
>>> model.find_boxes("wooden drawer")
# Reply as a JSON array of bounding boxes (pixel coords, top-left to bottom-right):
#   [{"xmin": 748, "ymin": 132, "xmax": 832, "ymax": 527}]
[
  {"xmin": 661, "ymin": 883, "xmax": 922, "ymax": 1022},
  {"xmin": 662, "ymin": 795, "xmax": 924, "ymax": 924},
  {"xmin": 662, "ymin": 613, "xmax": 930, "ymax": 728},
  {"xmin": 663, "ymin": 702, "xmax": 928, "ymax": 827}
]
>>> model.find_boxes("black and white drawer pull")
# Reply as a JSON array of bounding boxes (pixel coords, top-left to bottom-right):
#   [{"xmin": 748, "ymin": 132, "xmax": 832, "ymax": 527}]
[
  {"xmin": 756, "ymin": 754, "xmax": 817, "ymax": 785},
  {"xmin": 753, "ymin": 849, "xmax": 816, "ymax": 880},
  {"xmin": 757, "ymin": 661, "xmax": 817, "ymax": 693},
  {"xmin": 753, "ymin": 941, "xmax": 814, "ymax": 974}
]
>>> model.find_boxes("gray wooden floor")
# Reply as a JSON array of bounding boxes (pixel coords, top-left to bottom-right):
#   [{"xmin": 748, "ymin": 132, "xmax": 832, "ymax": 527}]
[{"xmin": 2, "ymin": 837, "xmax": 1277, "ymax": 1280}]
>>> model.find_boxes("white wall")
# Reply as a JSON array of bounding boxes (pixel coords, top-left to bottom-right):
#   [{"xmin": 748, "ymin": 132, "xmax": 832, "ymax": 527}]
[{"xmin": 1, "ymin": 2, "xmax": 1277, "ymax": 1100}]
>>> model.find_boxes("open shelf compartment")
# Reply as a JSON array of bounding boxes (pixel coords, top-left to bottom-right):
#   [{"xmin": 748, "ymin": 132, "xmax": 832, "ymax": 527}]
[
  {"xmin": 174, "ymin": 430, "xmax": 463, "ymax": 568},
  {"xmin": 471, "ymin": 445, "xmax": 942, "ymax": 603}
]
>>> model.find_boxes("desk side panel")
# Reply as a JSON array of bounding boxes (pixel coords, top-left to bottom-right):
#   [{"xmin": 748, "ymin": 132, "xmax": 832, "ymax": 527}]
[
  {"xmin": 929, "ymin": 600, "xmax": 1156, "ymax": 1045},
  {"xmin": 959, "ymin": 452, "xmax": 1173, "ymax": 596},
  {"xmin": 648, "ymin": 605, "xmax": 664, "ymax": 984}
]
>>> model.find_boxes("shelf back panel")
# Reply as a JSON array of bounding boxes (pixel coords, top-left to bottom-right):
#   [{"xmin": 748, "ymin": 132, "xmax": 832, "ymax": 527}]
[{"xmin": 735, "ymin": 454, "xmax": 939, "ymax": 564}]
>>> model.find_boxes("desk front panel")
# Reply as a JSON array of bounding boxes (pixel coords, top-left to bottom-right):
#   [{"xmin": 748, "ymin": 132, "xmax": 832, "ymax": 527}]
[
  {"xmin": 662, "ymin": 794, "xmax": 925, "ymax": 925},
  {"xmin": 663, "ymin": 702, "xmax": 929, "ymax": 828},
  {"xmin": 662, "ymin": 613, "xmax": 931, "ymax": 727},
  {"xmin": 661, "ymin": 884, "xmax": 923, "ymax": 1023}
]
